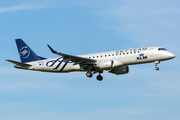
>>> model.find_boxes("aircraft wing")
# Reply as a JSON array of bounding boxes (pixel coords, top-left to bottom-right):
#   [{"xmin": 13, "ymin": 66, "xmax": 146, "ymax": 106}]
[
  {"xmin": 5, "ymin": 59, "xmax": 32, "ymax": 67},
  {"xmin": 47, "ymin": 45, "xmax": 97, "ymax": 69}
]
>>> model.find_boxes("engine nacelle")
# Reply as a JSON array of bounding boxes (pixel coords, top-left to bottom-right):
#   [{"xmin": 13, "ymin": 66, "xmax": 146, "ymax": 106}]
[
  {"xmin": 97, "ymin": 60, "xmax": 114, "ymax": 69},
  {"xmin": 109, "ymin": 66, "xmax": 129, "ymax": 75},
  {"xmin": 97, "ymin": 60, "xmax": 124, "ymax": 69}
]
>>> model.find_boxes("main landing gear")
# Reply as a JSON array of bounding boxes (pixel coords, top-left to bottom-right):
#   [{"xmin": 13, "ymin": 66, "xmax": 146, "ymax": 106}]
[
  {"xmin": 86, "ymin": 71, "xmax": 103, "ymax": 81},
  {"xmin": 86, "ymin": 71, "xmax": 93, "ymax": 78},
  {"xmin": 154, "ymin": 61, "xmax": 160, "ymax": 71},
  {"xmin": 97, "ymin": 74, "xmax": 103, "ymax": 81}
]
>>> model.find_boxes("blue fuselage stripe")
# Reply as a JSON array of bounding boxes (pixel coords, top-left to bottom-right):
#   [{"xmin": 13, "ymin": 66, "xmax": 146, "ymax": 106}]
[
  {"xmin": 51, "ymin": 58, "xmax": 61, "ymax": 67},
  {"xmin": 59, "ymin": 61, "xmax": 69, "ymax": 72},
  {"xmin": 54, "ymin": 59, "xmax": 64, "ymax": 69}
]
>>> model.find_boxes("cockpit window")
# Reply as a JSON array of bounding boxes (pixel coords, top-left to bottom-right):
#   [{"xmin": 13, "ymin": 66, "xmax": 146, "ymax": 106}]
[{"xmin": 158, "ymin": 48, "xmax": 167, "ymax": 51}]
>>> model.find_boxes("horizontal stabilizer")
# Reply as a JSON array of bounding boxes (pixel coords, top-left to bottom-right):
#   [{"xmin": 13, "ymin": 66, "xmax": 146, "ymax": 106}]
[{"xmin": 5, "ymin": 59, "xmax": 32, "ymax": 67}]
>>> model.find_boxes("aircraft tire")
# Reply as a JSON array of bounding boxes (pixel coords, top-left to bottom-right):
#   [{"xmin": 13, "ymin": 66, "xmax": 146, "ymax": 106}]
[
  {"xmin": 155, "ymin": 67, "xmax": 159, "ymax": 71},
  {"xmin": 97, "ymin": 75, "xmax": 103, "ymax": 81},
  {"xmin": 86, "ymin": 72, "xmax": 93, "ymax": 77}
]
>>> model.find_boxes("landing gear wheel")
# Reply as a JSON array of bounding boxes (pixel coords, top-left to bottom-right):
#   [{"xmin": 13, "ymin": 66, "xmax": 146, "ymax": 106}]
[
  {"xmin": 96, "ymin": 75, "xmax": 103, "ymax": 81},
  {"xmin": 155, "ymin": 67, "xmax": 159, "ymax": 71},
  {"xmin": 86, "ymin": 72, "xmax": 93, "ymax": 78}
]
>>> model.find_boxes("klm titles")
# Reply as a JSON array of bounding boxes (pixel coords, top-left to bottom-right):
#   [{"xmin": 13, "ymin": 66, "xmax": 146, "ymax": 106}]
[{"xmin": 137, "ymin": 53, "xmax": 148, "ymax": 60}]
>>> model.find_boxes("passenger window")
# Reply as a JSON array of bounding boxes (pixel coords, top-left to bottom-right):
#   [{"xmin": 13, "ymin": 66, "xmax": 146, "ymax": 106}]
[{"xmin": 105, "ymin": 55, "xmax": 107, "ymax": 57}]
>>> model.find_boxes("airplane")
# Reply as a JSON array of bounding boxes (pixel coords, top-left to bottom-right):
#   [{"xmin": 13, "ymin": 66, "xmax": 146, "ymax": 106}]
[{"xmin": 5, "ymin": 39, "xmax": 175, "ymax": 81}]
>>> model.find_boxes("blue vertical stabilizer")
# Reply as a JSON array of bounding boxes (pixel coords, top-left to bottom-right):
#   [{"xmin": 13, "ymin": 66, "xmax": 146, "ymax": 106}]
[{"xmin": 16, "ymin": 39, "xmax": 46, "ymax": 63}]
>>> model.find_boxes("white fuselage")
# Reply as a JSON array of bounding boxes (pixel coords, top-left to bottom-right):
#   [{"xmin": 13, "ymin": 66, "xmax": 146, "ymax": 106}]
[{"xmin": 17, "ymin": 46, "xmax": 175, "ymax": 73}]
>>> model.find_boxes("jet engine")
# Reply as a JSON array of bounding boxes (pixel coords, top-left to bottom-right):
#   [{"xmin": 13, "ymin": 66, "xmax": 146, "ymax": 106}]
[
  {"xmin": 97, "ymin": 60, "xmax": 124, "ymax": 69},
  {"xmin": 97, "ymin": 60, "xmax": 114, "ymax": 69},
  {"xmin": 109, "ymin": 66, "xmax": 129, "ymax": 75}
]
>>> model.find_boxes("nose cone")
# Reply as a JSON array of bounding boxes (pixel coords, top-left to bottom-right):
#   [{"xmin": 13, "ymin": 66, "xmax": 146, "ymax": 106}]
[{"xmin": 169, "ymin": 53, "xmax": 176, "ymax": 59}]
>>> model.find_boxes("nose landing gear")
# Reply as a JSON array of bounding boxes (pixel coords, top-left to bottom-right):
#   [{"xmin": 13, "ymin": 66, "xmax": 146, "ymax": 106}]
[
  {"xmin": 155, "ymin": 67, "xmax": 159, "ymax": 71},
  {"xmin": 154, "ymin": 61, "xmax": 160, "ymax": 71}
]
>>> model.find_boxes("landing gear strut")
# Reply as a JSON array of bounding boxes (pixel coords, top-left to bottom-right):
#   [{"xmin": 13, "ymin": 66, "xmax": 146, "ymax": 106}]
[
  {"xmin": 96, "ymin": 74, "xmax": 103, "ymax": 81},
  {"xmin": 154, "ymin": 61, "xmax": 160, "ymax": 71},
  {"xmin": 86, "ymin": 71, "xmax": 93, "ymax": 78}
]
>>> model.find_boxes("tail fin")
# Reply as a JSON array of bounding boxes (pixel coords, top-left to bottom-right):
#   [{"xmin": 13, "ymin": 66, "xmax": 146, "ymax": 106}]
[{"xmin": 16, "ymin": 39, "xmax": 46, "ymax": 63}]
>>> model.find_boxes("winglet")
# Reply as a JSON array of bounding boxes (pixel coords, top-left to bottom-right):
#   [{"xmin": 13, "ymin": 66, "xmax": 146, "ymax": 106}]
[{"xmin": 47, "ymin": 45, "xmax": 57, "ymax": 53}]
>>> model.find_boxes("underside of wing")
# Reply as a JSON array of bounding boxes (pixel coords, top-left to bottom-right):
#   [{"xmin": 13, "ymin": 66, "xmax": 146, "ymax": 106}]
[{"xmin": 47, "ymin": 45, "xmax": 97, "ymax": 70}]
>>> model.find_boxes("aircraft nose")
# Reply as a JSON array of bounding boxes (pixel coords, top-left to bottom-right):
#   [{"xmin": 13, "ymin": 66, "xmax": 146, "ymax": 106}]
[{"xmin": 169, "ymin": 53, "xmax": 176, "ymax": 58}]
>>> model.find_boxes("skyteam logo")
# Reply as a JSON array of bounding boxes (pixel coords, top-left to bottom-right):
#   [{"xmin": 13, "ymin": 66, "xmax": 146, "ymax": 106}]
[
  {"xmin": 137, "ymin": 53, "xmax": 148, "ymax": 60},
  {"xmin": 19, "ymin": 46, "xmax": 30, "ymax": 58},
  {"xmin": 46, "ymin": 58, "xmax": 73, "ymax": 72}
]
